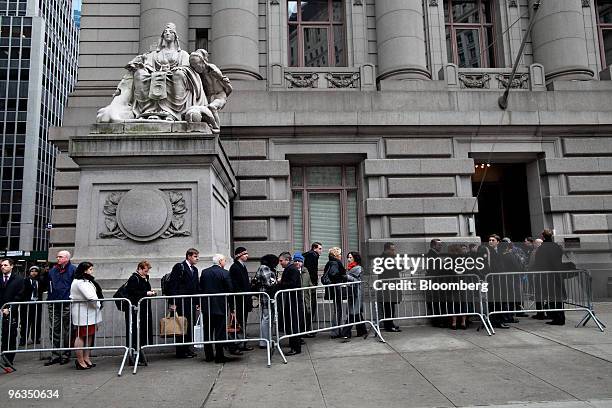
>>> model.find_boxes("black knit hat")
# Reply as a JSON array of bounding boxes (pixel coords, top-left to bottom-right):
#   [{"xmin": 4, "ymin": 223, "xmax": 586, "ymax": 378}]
[{"xmin": 234, "ymin": 246, "xmax": 248, "ymax": 259}]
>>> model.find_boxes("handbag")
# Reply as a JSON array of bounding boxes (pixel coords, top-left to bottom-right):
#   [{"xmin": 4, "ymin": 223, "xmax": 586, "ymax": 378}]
[
  {"xmin": 159, "ymin": 311, "xmax": 187, "ymax": 337},
  {"xmin": 113, "ymin": 281, "xmax": 129, "ymax": 312},
  {"xmin": 226, "ymin": 312, "xmax": 241, "ymax": 334},
  {"xmin": 193, "ymin": 313, "xmax": 204, "ymax": 349}
]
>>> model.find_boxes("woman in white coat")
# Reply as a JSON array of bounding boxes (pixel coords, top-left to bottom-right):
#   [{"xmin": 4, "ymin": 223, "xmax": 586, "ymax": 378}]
[{"xmin": 70, "ymin": 262, "xmax": 103, "ymax": 370}]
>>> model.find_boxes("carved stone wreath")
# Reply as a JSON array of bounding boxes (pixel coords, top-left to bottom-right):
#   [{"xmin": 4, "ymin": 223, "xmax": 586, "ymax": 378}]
[
  {"xmin": 99, "ymin": 189, "xmax": 191, "ymax": 241},
  {"xmin": 497, "ymin": 73, "xmax": 529, "ymax": 89},
  {"xmin": 326, "ymin": 73, "xmax": 360, "ymax": 88},
  {"xmin": 458, "ymin": 73, "xmax": 491, "ymax": 89},
  {"xmin": 285, "ymin": 73, "xmax": 319, "ymax": 88}
]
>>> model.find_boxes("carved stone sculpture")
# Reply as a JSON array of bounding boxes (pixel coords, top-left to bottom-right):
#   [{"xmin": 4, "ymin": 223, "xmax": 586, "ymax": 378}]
[
  {"xmin": 97, "ymin": 23, "xmax": 231, "ymax": 132},
  {"xmin": 99, "ymin": 189, "xmax": 191, "ymax": 241}
]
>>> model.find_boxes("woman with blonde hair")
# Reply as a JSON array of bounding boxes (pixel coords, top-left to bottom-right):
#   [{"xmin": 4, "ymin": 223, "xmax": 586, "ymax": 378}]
[
  {"xmin": 322, "ymin": 247, "xmax": 349, "ymax": 340},
  {"xmin": 125, "ymin": 260, "xmax": 156, "ymax": 366}
]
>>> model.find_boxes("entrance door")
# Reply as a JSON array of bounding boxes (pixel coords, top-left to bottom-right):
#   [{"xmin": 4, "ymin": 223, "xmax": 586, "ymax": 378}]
[
  {"xmin": 472, "ymin": 163, "xmax": 532, "ymax": 241},
  {"xmin": 291, "ymin": 165, "xmax": 359, "ymax": 267}
]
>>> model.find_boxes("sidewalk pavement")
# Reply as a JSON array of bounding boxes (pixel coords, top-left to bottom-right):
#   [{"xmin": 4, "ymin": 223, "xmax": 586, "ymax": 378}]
[{"xmin": 1, "ymin": 303, "xmax": 611, "ymax": 408}]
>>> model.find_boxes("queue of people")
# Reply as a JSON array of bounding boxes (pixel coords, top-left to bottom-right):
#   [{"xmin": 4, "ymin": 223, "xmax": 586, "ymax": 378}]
[
  {"xmin": 425, "ymin": 228, "xmax": 568, "ymax": 330},
  {"xmin": 0, "ymin": 229, "xmax": 573, "ymax": 370}
]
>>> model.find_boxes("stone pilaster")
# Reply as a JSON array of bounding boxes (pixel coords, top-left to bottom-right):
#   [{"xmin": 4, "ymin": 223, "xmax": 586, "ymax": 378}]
[
  {"xmin": 211, "ymin": 0, "xmax": 262, "ymax": 80},
  {"xmin": 529, "ymin": 0, "xmax": 594, "ymax": 81},
  {"xmin": 139, "ymin": 0, "xmax": 189, "ymax": 53},
  {"xmin": 375, "ymin": 0, "xmax": 430, "ymax": 81}
]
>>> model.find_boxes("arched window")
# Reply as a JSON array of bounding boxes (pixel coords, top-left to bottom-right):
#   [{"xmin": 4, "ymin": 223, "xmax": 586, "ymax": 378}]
[
  {"xmin": 288, "ymin": 0, "xmax": 347, "ymax": 67},
  {"xmin": 444, "ymin": 0, "xmax": 496, "ymax": 68},
  {"xmin": 596, "ymin": 0, "xmax": 612, "ymax": 68}
]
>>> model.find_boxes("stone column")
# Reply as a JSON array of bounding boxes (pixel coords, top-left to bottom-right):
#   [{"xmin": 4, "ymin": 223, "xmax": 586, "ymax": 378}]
[
  {"xmin": 211, "ymin": 0, "xmax": 262, "ymax": 80},
  {"xmin": 375, "ymin": 0, "xmax": 430, "ymax": 80},
  {"xmin": 139, "ymin": 0, "xmax": 189, "ymax": 53},
  {"xmin": 529, "ymin": 0, "xmax": 594, "ymax": 81}
]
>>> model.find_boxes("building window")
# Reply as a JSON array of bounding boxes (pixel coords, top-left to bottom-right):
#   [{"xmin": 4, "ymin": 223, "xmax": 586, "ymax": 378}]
[
  {"xmin": 444, "ymin": 0, "xmax": 496, "ymax": 68},
  {"xmin": 291, "ymin": 165, "xmax": 359, "ymax": 268},
  {"xmin": 597, "ymin": 0, "xmax": 612, "ymax": 68},
  {"xmin": 288, "ymin": 0, "xmax": 347, "ymax": 67}
]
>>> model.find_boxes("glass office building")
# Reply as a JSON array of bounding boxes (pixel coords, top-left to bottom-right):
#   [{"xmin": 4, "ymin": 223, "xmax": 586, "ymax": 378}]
[{"xmin": 0, "ymin": 0, "xmax": 78, "ymax": 252}]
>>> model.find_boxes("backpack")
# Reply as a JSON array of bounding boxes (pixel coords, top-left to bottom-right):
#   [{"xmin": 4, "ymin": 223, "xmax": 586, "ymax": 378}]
[
  {"xmin": 113, "ymin": 280, "xmax": 130, "ymax": 311},
  {"xmin": 160, "ymin": 272, "xmax": 171, "ymax": 296}
]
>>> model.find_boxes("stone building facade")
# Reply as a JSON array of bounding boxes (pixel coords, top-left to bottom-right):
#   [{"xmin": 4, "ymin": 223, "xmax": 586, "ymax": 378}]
[
  {"xmin": 0, "ymin": 0, "xmax": 79, "ymax": 253},
  {"xmin": 50, "ymin": 0, "xmax": 612, "ymax": 297}
]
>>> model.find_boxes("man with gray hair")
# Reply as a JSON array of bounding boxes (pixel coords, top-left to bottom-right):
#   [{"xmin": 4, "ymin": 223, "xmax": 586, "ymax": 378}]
[
  {"xmin": 43, "ymin": 250, "xmax": 76, "ymax": 366},
  {"xmin": 200, "ymin": 254, "xmax": 235, "ymax": 363}
]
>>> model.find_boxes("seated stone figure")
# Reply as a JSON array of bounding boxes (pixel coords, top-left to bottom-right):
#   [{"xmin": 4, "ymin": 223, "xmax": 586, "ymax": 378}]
[
  {"xmin": 185, "ymin": 49, "xmax": 233, "ymax": 133},
  {"xmin": 97, "ymin": 23, "xmax": 207, "ymax": 123}
]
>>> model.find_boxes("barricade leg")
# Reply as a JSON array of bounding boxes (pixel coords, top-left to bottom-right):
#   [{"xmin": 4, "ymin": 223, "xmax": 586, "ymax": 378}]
[{"xmin": 577, "ymin": 310, "xmax": 606, "ymax": 332}]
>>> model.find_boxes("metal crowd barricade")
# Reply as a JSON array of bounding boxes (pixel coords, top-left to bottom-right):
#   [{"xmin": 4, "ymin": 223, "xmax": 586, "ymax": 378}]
[
  {"xmin": 484, "ymin": 270, "xmax": 606, "ymax": 334},
  {"xmin": 0, "ymin": 298, "xmax": 132, "ymax": 376},
  {"xmin": 273, "ymin": 281, "xmax": 383, "ymax": 363},
  {"xmin": 369, "ymin": 274, "xmax": 492, "ymax": 336},
  {"xmin": 133, "ymin": 291, "xmax": 272, "ymax": 373}
]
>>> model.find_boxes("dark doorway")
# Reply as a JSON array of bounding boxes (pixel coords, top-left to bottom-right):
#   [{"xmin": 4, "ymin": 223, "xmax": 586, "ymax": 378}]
[{"xmin": 472, "ymin": 163, "xmax": 532, "ymax": 242}]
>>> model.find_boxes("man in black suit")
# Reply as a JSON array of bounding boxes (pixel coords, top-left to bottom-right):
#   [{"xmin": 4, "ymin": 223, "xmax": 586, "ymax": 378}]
[
  {"xmin": 303, "ymin": 242, "xmax": 322, "ymax": 326},
  {"xmin": 377, "ymin": 243, "xmax": 402, "ymax": 332},
  {"xmin": 1, "ymin": 258, "xmax": 24, "ymax": 365},
  {"xmin": 277, "ymin": 252, "xmax": 303, "ymax": 355},
  {"xmin": 167, "ymin": 248, "xmax": 201, "ymax": 358},
  {"xmin": 425, "ymin": 239, "xmax": 444, "ymax": 327},
  {"xmin": 200, "ymin": 254, "xmax": 234, "ymax": 363},
  {"xmin": 228, "ymin": 247, "xmax": 253, "ymax": 352},
  {"xmin": 533, "ymin": 229, "xmax": 565, "ymax": 325},
  {"xmin": 19, "ymin": 266, "xmax": 43, "ymax": 346}
]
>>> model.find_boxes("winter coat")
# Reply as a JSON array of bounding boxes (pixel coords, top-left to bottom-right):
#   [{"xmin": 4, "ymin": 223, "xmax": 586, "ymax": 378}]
[{"xmin": 70, "ymin": 279, "xmax": 102, "ymax": 327}]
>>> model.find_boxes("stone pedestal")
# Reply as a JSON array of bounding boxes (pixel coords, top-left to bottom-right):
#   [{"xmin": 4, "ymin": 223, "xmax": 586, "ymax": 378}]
[{"xmin": 68, "ymin": 122, "xmax": 236, "ymax": 285}]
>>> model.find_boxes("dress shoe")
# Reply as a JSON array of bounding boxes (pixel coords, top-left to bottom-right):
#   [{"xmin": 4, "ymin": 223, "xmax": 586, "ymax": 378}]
[
  {"xmin": 493, "ymin": 323, "xmax": 510, "ymax": 329},
  {"xmin": 341, "ymin": 337, "xmax": 351, "ymax": 343},
  {"xmin": 44, "ymin": 357, "xmax": 62, "ymax": 366},
  {"xmin": 258, "ymin": 345, "xmax": 267, "ymax": 349},
  {"xmin": 185, "ymin": 351, "xmax": 197, "ymax": 358},
  {"xmin": 75, "ymin": 361, "xmax": 90, "ymax": 370},
  {"xmin": 384, "ymin": 327, "xmax": 401, "ymax": 333},
  {"xmin": 508, "ymin": 318, "xmax": 520, "ymax": 323},
  {"xmin": 300, "ymin": 339, "xmax": 306, "ymax": 345},
  {"xmin": 546, "ymin": 321, "xmax": 565, "ymax": 326},
  {"xmin": 238, "ymin": 345, "xmax": 254, "ymax": 352},
  {"xmin": 59, "ymin": 357, "xmax": 70, "ymax": 365},
  {"xmin": 228, "ymin": 349, "xmax": 243, "ymax": 356},
  {"xmin": 303, "ymin": 333, "xmax": 317, "ymax": 338},
  {"xmin": 285, "ymin": 349, "xmax": 301, "ymax": 356}
]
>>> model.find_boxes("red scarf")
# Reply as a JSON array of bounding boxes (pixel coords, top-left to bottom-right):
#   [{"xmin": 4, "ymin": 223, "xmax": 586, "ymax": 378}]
[{"xmin": 347, "ymin": 261, "xmax": 358, "ymax": 270}]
